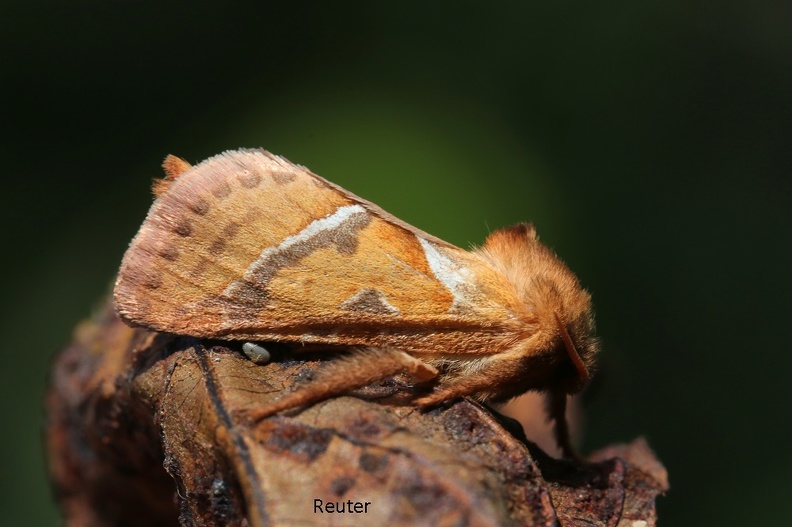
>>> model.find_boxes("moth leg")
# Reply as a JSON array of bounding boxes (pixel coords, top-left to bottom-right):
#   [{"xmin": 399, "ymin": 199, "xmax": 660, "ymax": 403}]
[
  {"xmin": 413, "ymin": 356, "xmax": 578, "ymax": 459},
  {"xmin": 248, "ymin": 347, "xmax": 438, "ymax": 422},
  {"xmin": 412, "ymin": 355, "xmax": 521, "ymax": 408},
  {"xmin": 545, "ymin": 389, "xmax": 580, "ymax": 460}
]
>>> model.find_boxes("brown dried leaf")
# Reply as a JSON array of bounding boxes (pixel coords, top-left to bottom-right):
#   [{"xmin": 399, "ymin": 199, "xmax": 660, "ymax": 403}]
[{"xmin": 47, "ymin": 303, "xmax": 668, "ymax": 527}]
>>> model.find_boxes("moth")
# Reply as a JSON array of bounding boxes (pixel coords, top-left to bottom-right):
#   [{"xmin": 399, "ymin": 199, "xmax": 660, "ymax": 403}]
[{"xmin": 114, "ymin": 149, "xmax": 599, "ymax": 457}]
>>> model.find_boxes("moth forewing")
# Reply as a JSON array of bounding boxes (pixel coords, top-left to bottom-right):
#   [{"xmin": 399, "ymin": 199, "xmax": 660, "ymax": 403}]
[{"xmin": 114, "ymin": 149, "xmax": 599, "ymax": 458}]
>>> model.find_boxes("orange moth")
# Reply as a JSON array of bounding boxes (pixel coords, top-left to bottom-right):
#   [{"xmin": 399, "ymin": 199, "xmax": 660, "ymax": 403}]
[{"xmin": 114, "ymin": 149, "xmax": 599, "ymax": 457}]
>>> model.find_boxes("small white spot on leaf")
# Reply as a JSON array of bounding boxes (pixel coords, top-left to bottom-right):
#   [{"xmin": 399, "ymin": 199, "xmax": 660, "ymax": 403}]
[{"xmin": 242, "ymin": 342, "xmax": 271, "ymax": 365}]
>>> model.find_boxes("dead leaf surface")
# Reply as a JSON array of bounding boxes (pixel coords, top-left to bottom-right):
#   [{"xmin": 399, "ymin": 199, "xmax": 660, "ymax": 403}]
[{"xmin": 47, "ymin": 304, "xmax": 668, "ymax": 526}]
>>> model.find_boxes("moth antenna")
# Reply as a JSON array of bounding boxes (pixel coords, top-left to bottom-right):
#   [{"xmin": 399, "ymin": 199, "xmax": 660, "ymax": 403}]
[
  {"xmin": 152, "ymin": 154, "xmax": 192, "ymax": 197},
  {"xmin": 248, "ymin": 347, "xmax": 438, "ymax": 422},
  {"xmin": 554, "ymin": 312, "xmax": 589, "ymax": 384}
]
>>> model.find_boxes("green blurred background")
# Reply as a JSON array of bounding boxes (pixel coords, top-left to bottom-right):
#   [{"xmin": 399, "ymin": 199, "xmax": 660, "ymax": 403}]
[{"xmin": 2, "ymin": 1, "xmax": 789, "ymax": 525}]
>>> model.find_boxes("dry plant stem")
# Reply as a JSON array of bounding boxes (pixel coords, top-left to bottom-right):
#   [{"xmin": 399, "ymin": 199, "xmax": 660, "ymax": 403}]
[{"xmin": 46, "ymin": 304, "xmax": 668, "ymax": 527}]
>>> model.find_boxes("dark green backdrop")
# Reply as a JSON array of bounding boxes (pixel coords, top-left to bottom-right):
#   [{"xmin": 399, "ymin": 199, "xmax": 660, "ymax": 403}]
[{"xmin": 3, "ymin": 2, "xmax": 789, "ymax": 525}]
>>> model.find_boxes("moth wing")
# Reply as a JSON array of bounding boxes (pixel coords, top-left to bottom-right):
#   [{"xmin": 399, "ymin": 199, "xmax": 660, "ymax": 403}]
[{"xmin": 114, "ymin": 149, "xmax": 522, "ymax": 354}]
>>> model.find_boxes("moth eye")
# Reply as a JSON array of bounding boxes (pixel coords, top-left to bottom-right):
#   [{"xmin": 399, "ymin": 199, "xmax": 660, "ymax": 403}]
[
  {"xmin": 242, "ymin": 342, "xmax": 271, "ymax": 365},
  {"xmin": 554, "ymin": 360, "xmax": 582, "ymax": 393},
  {"xmin": 555, "ymin": 353, "xmax": 574, "ymax": 375}
]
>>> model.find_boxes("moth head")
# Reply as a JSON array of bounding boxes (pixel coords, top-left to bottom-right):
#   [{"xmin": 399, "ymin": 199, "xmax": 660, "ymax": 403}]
[{"xmin": 478, "ymin": 223, "xmax": 599, "ymax": 394}]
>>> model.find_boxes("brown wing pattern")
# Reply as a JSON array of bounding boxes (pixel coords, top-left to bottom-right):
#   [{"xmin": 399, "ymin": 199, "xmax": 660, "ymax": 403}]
[{"xmin": 114, "ymin": 149, "xmax": 524, "ymax": 354}]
